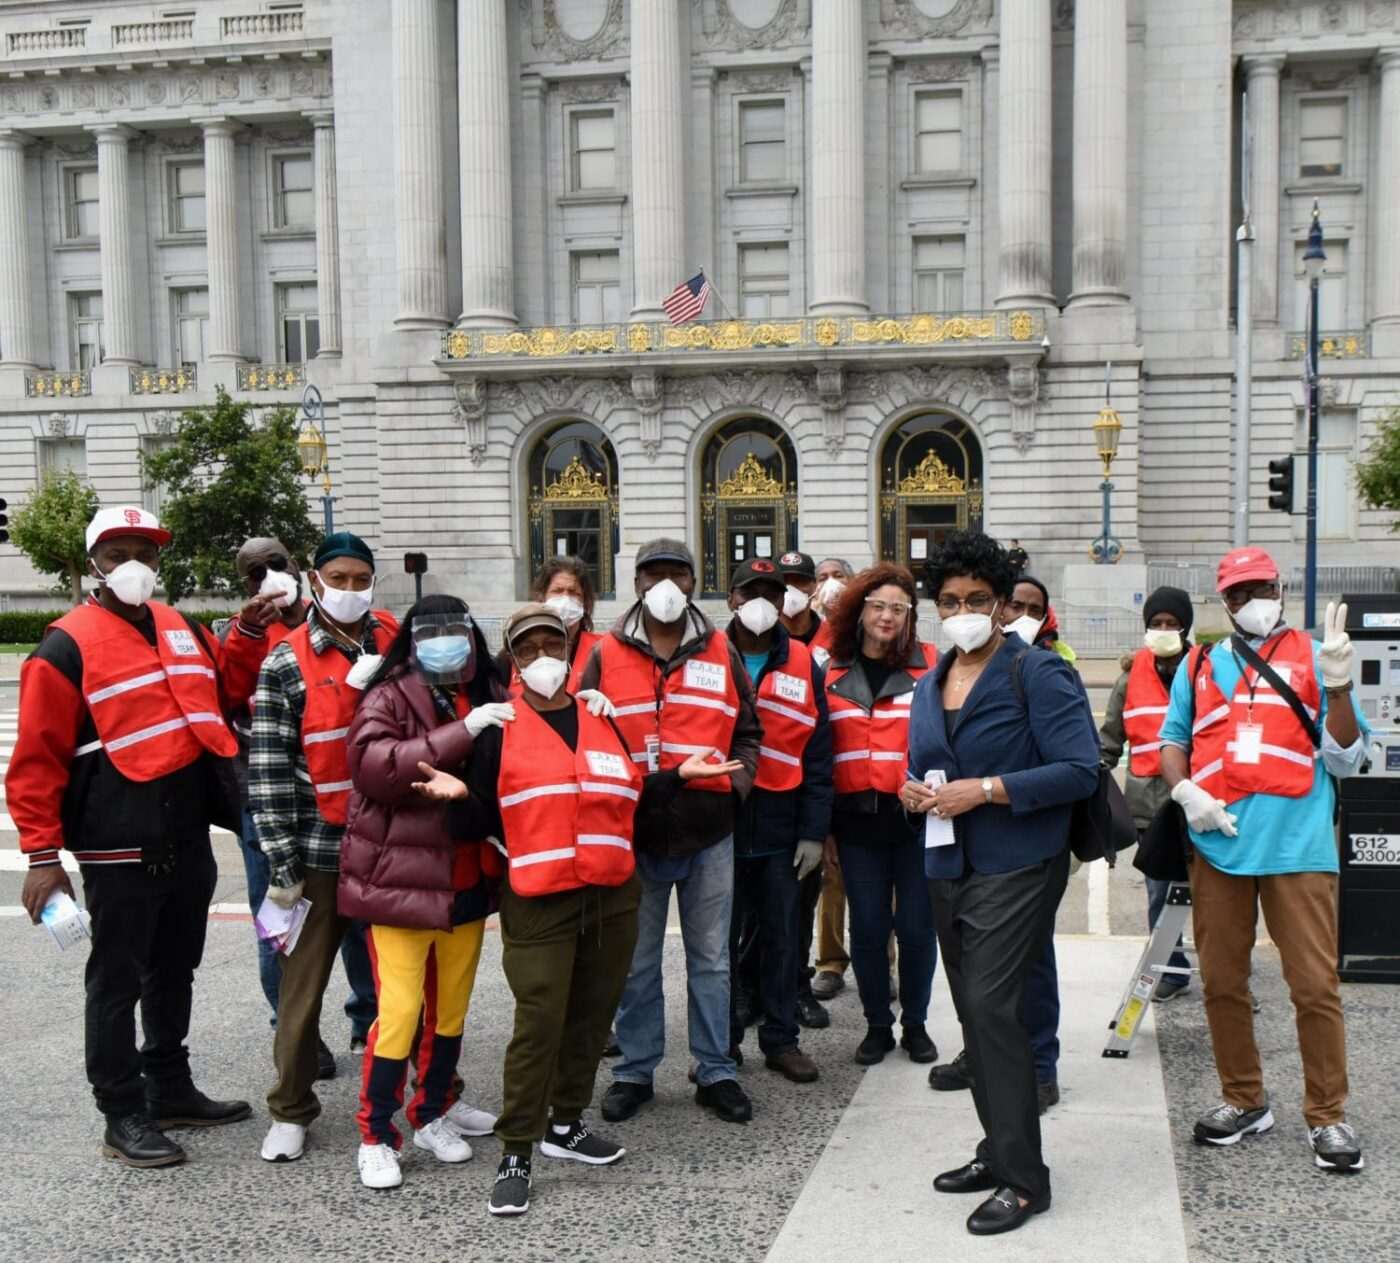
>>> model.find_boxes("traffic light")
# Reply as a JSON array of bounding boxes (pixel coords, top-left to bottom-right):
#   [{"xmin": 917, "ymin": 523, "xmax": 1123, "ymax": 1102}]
[
  {"xmin": 1267, "ymin": 456, "xmax": 1295, "ymax": 514},
  {"xmin": 403, "ymin": 552, "xmax": 428, "ymax": 575},
  {"xmin": 0, "ymin": 497, "xmax": 7, "ymax": 545}
]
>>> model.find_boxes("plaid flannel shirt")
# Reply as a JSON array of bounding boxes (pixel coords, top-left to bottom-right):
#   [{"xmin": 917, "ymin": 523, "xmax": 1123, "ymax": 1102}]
[{"xmin": 248, "ymin": 606, "xmax": 386, "ymax": 888}]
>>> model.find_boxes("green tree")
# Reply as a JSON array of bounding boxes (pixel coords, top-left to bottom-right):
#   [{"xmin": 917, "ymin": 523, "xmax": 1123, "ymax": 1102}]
[
  {"xmin": 141, "ymin": 387, "xmax": 320, "ymax": 601},
  {"xmin": 1354, "ymin": 404, "xmax": 1400, "ymax": 532},
  {"xmin": 10, "ymin": 469, "xmax": 101, "ymax": 605}
]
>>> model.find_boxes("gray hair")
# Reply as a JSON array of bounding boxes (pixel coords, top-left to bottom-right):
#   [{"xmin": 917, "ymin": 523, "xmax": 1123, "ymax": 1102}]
[{"xmin": 817, "ymin": 557, "xmax": 855, "ymax": 578}]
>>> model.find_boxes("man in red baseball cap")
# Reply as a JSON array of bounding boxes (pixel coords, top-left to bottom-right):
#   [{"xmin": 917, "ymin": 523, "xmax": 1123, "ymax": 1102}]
[{"xmin": 1157, "ymin": 545, "xmax": 1368, "ymax": 1171}]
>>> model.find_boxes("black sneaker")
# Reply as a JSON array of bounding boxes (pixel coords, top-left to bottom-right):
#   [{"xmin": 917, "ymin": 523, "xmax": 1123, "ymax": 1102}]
[
  {"xmin": 1037, "ymin": 1080, "xmax": 1060, "ymax": 1114},
  {"xmin": 600, "ymin": 1081, "xmax": 653, "ymax": 1123},
  {"xmin": 900, "ymin": 1023, "xmax": 937, "ymax": 1064},
  {"xmin": 1193, "ymin": 1101, "xmax": 1275, "ymax": 1146},
  {"xmin": 102, "ymin": 1113, "xmax": 186, "ymax": 1168},
  {"xmin": 488, "ymin": 1154, "xmax": 531, "ymax": 1217},
  {"xmin": 540, "ymin": 1119, "xmax": 626, "ymax": 1165},
  {"xmin": 928, "ymin": 1048, "xmax": 974, "ymax": 1091},
  {"xmin": 1309, "ymin": 1122, "xmax": 1364, "ymax": 1172},
  {"xmin": 695, "ymin": 1077, "xmax": 753, "ymax": 1124},
  {"xmin": 855, "ymin": 1025, "xmax": 896, "ymax": 1065},
  {"xmin": 316, "ymin": 1039, "xmax": 336, "ymax": 1080},
  {"xmin": 796, "ymin": 994, "xmax": 831, "ymax": 1029}
]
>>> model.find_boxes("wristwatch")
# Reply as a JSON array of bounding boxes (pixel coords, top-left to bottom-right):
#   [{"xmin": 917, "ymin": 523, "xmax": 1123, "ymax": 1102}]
[
  {"xmin": 1324, "ymin": 680, "xmax": 1354, "ymax": 695},
  {"xmin": 981, "ymin": 777, "xmax": 994, "ymax": 803}
]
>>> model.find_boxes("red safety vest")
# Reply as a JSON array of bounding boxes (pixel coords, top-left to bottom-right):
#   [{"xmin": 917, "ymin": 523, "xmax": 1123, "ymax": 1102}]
[
  {"xmin": 498, "ymin": 701, "xmax": 640, "ymax": 896},
  {"xmin": 826, "ymin": 644, "xmax": 938, "ymax": 795},
  {"xmin": 596, "ymin": 630, "xmax": 740, "ymax": 795},
  {"xmin": 287, "ymin": 613, "xmax": 399, "ymax": 825},
  {"xmin": 1122, "ymin": 648, "xmax": 1172, "ymax": 778},
  {"xmin": 55, "ymin": 600, "xmax": 236, "ymax": 780},
  {"xmin": 1186, "ymin": 630, "xmax": 1319, "ymax": 805},
  {"xmin": 753, "ymin": 639, "xmax": 821, "ymax": 792}
]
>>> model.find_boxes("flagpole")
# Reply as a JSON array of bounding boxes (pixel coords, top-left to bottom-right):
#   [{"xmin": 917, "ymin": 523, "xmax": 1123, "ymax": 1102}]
[{"xmin": 700, "ymin": 267, "xmax": 735, "ymax": 320}]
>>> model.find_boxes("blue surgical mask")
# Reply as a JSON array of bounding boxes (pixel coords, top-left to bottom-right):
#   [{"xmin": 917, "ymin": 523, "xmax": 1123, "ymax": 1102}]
[{"xmin": 416, "ymin": 635, "xmax": 472, "ymax": 675}]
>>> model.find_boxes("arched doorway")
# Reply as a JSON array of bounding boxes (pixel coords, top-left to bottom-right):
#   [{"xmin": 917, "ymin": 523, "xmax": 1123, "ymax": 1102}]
[
  {"xmin": 527, "ymin": 420, "xmax": 619, "ymax": 598},
  {"xmin": 879, "ymin": 412, "xmax": 984, "ymax": 596},
  {"xmin": 699, "ymin": 418, "xmax": 798, "ymax": 596}
]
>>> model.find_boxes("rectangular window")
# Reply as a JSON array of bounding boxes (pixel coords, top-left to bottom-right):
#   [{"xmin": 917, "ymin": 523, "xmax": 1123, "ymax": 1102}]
[
  {"xmin": 170, "ymin": 162, "xmax": 206, "ymax": 233},
  {"xmin": 739, "ymin": 243, "xmax": 790, "ymax": 318},
  {"xmin": 1294, "ymin": 411, "xmax": 1357, "ymax": 540},
  {"xmin": 173, "ymin": 288, "xmax": 210, "ymax": 368},
  {"xmin": 66, "ymin": 167, "xmax": 99, "ymax": 240},
  {"xmin": 1295, "ymin": 239, "xmax": 1347, "ymax": 330},
  {"xmin": 70, "ymin": 292, "xmax": 104, "ymax": 370},
  {"xmin": 913, "ymin": 235, "xmax": 966, "ymax": 311},
  {"xmin": 739, "ymin": 100, "xmax": 786, "ymax": 183},
  {"xmin": 914, "ymin": 91, "xmax": 962, "ymax": 174},
  {"xmin": 274, "ymin": 154, "xmax": 314, "ymax": 228},
  {"xmin": 570, "ymin": 111, "xmax": 616, "ymax": 192},
  {"xmin": 141, "ymin": 436, "xmax": 175, "ymax": 516},
  {"xmin": 41, "ymin": 438, "xmax": 87, "ymax": 478},
  {"xmin": 1299, "ymin": 97, "xmax": 1345, "ymax": 178},
  {"xmin": 571, "ymin": 251, "xmax": 620, "ymax": 324},
  {"xmin": 277, "ymin": 282, "xmax": 320, "ymax": 362}
]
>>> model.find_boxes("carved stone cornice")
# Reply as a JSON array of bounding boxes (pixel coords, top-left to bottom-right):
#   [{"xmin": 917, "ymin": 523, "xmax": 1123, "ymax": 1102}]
[
  {"xmin": 454, "ymin": 377, "xmax": 488, "ymax": 465},
  {"xmin": 815, "ymin": 367, "xmax": 847, "ymax": 455},
  {"xmin": 878, "ymin": 0, "xmax": 993, "ymax": 40},
  {"xmin": 554, "ymin": 77, "xmax": 624, "ymax": 105},
  {"xmin": 664, "ymin": 369, "xmax": 808, "ymax": 418},
  {"xmin": 724, "ymin": 68, "xmax": 798, "ymax": 94},
  {"xmin": 905, "ymin": 58, "xmax": 975, "ymax": 84},
  {"xmin": 1233, "ymin": 0, "xmax": 1397, "ymax": 44},
  {"xmin": 697, "ymin": 0, "xmax": 810, "ymax": 52},
  {"xmin": 525, "ymin": 0, "xmax": 627, "ymax": 63}
]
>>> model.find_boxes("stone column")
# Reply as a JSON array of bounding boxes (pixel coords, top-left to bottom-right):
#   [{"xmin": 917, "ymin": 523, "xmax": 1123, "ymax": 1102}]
[
  {"xmin": 89, "ymin": 124, "xmax": 140, "ymax": 365},
  {"xmin": 629, "ymin": 0, "xmax": 686, "ymax": 320},
  {"xmin": 1244, "ymin": 54, "xmax": 1284, "ymax": 326},
  {"xmin": 394, "ymin": 0, "xmax": 448, "ymax": 329},
  {"xmin": 307, "ymin": 110, "xmax": 342, "ymax": 357},
  {"xmin": 457, "ymin": 0, "xmax": 516, "ymax": 327},
  {"xmin": 1069, "ymin": 0, "xmax": 1128, "ymax": 305},
  {"xmin": 810, "ymin": 0, "xmax": 867, "ymax": 315},
  {"xmin": 0, "ymin": 131, "xmax": 37, "ymax": 368},
  {"xmin": 1372, "ymin": 48, "xmax": 1400, "ymax": 337},
  {"xmin": 200, "ymin": 118, "xmax": 245, "ymax": 362},
  {"xmin": 996, "ymin": 0, "xmax": 1054, "ymax": 307}
]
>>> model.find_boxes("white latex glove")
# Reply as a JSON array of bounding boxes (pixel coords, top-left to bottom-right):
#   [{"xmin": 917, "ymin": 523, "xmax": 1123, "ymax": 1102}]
[
  {"xmin": 1318, "ymin": 601, "xmax": 1353, "ymax": 690},
  {"xmin": 1171, "ymin": 778, "xmax": 1239, "ymax": 838},
  {"xmin": 575, "ymin": 688, "xmax": 617, "ymax": 718},
  {"xmin": 267, "ymin": 879, "xmax": 305, "ymax": 910},
  {"xmin": 345, "ymin": 654, "xmax": 382, "ymax": 690},
  {"xmin": 465, "ymin": 702, "xmax": 516, "ymax": 737},
  {"xmin": 793, "ymin": 839, "xmax": 823, "ymax": 881}
]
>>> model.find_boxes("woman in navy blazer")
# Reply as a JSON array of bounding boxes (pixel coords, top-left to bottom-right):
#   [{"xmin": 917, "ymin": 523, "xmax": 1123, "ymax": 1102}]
[{"xmin": 902, "ymin": 532, "xmax": 1098, "ymax": 1238}]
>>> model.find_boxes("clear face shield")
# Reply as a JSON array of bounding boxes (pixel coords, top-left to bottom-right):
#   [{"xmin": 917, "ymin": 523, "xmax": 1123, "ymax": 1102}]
[{"xmin": 411, "ymin": 612, "xmax": 477, "ymax": 686}]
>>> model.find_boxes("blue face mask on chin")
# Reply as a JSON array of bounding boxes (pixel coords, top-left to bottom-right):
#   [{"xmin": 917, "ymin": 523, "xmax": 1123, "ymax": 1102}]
[{"xmin": 416, "ymin": 634, "xmax": 472, "ymax": 675}]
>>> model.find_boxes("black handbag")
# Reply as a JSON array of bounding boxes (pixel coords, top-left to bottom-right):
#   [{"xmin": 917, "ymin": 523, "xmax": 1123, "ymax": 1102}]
[{"xmin": 1134, "ymin": 798, "xmax": 1191, "ymax": 882}]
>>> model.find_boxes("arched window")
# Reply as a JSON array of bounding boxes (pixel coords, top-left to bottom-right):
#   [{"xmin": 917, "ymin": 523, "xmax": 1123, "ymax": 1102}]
[
  {"xmin": 698, "ymin": 418, "xmax": 798, "ymax": 596},
  {"xmin": 527, "ymin": 420, "xmax": 619, "ymax": 597},
  {"xmin": 879, "ymin": 413, "xmax": 984, "ymax": 596}
]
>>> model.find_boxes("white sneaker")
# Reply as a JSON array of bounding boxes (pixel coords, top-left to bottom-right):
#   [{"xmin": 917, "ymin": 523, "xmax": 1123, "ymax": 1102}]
[
  {"xmin": 445, "ymin": 1101, "xmax": 498, "ymax": 1138},
  {"xmin": 260, "ymin": 1120, "xmax": 306, "ymax": 1163},
  {"xmin": 413, "ymin": 1115, "xmax": 472, "ymax": 1163},
  {"xmin": 357, "ymin": 1143, "xmax": 403, "ymax": 1189}
]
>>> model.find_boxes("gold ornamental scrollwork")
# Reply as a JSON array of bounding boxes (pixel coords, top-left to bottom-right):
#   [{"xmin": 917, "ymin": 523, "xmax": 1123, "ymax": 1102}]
[
  {"xmin": 26, "ymin": 370, "xmax": 91, "ymax": 398},
  {"xmin": 541, "ymin": 455, "xmax": 609, "ymax": 503},
  {"xmin": 661, "ymin": 320, "xmax": 804, "ymax": 353},
  {"xmin": 851, "ymin": 314, "xmax": 998, "ymax": 347},
  {"xmin": 813, "ymin": 318, "xmax": 841, "ymax": 347},
  {"xmin": 1008, "ymin": 310, "xmax": 1035, "ymax": 341},
  {"xmin": 897, "ymin": 451, "xmax": 966, "ymax": 496},
  {"xmin": 481, "ymin": 326, "xmax": 621, "ymax": 358},
  {"xmin": 443, "ymin": 329, "xmax": 472, "ymax": 360},
  {"xmin": 627, "ymin": 324, "xmax": 651, "ymax": 353},
  {"xmin": 716, "ymin": 452, "xmax": 785, "ymax": 499}
]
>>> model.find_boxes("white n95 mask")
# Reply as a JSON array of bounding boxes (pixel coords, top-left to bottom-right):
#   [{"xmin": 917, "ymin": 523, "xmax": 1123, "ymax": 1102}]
[
  {"xmin": 782, "ymin": 586, "xmax": 810, "ymax": 619},
  {"xmin": 103, "ymin": 560, "xmax": 157, "ymax": 608},
  {"xmin": 737, "ymin": 597, "xmax": 780, "ymax": 635},
  {"xmin": 643, "ymin": 578, "xmax": 687, "ymax": 624},
  {"xmin": 519, "ymin": 655, "xmax": 568, "ymax": 699},
  {"xmin": 942, "ymin": 612, "xmax": 995, "ymax": 654}
]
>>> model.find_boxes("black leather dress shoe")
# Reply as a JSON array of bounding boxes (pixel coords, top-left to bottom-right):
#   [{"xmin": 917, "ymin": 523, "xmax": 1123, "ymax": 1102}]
[
  {"xmin": 855, "ymin": 1025, "xmax": 896, "ymax": 1065},
  {"xmin": 928, "ymin": 1048, "xmax": 975, "ymax": 1092},
  {"xmin": 316, "ymin": 1039, "xmax": 337, "ymax": 1081},
  {"xmin": 966, "ymin": 1186, "xmax": 1051, "ymax": 1236},
  {"xmin": 900, "ymin": 1023, "xmax": 938, "ymax": 1063},
  {"xmin": 148, "ymin": 1090, "xmax": 253, "ymax": 1129},
  {"xmin": 102, "ymin": 1113, "xmax": 186, "ymax": 1168},
  {"xmin": 796, "ymin": 994, "xmax": 831, "ymax": 1029},
  {"xmin": 600, "ymin": 1081, "xmax": 654, "ymax": 1122},
  {"xmin": 933, "ymin": 1158, "xmax": 998, "ymax": 1194}
]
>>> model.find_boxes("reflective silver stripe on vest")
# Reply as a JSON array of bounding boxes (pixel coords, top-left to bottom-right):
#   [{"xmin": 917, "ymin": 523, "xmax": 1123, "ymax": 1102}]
[
  {"xmin": 99, "ymin": 712, "xmax": 227, "ymax": 754},
  {"xmin": 666, "ymin": 693, "xmax": 739, "ymax": 718},
  {"xmin": 315, "ymin": 779, "xmax": 355, "ymax": 794},
  {"xmin": 827, "ymin": 709, "xmax": 864, "ymax": 722},
  {"xmin": 1121, "ymin": 705, "xmax": 1169, "ymax": 720},
  {"xmin": 500, "ymin": 783, "xmax": 580, "ymax": 809},
  {"xmin": 303, "ymin": 726, "xmax": 351, "ymax": 746},
  {"xmin": 759, "ymin": 745, "xmax": 801, "ymax": 767},
  {"xmin": 832, "ymin": 750, "xmax": 869, "ymax": 764},
  {"xmin": 1247, "ymin": 692, "xmax": 1320, "ymax": 721},
  {"xmin": 613, "ymin": 702, "xmax": 659, "ymax": 718},
  {"xmin": 74, "ymin": 739, "xmax": 103, "ymax": 758},
  {"xmin": 578, "ymin": 780, "xmax": 641, "ymax": 802},
  {"xmin": 164, "ymin": 664, "xmax": 216, "ymax": 680},
  {"xmin": 660, "ymin": 742, "xmax": 713, "ymax": 757},
  {"xmin": 578, "ymin": 834, "xmax": 631, "ymax": 850},
  {"xmin": 1192, "ymin": 704, "xmax": 1230, "ymax": 735},
  {"xmin": 871, "ymin": 706, "xmax": 911, "ymax": 720},
  {"xmin": 1129, "ymin": 741, "xmax": 1163, "ymax": 755},
  {"xmin": 756, "ymin": 698, "xmax": 817, "ymax": 728},
  {"xmin": 1191, "ymin": 758, "xmax": 1224, "ymax": 783},
  {"xmin": 511, "ymin": 845, "xmax": 578, "ymax": 868},
  {"xmin": 870, "ymin": 751, "xmax": 905, "ymax": 761},
  {"xmin": 1227, "ymin": 741, "xmax": 1317, "ymax": 769},
  {"xmin": 86, "ymin": 669, "xmax": 167, "ymax": 705}
]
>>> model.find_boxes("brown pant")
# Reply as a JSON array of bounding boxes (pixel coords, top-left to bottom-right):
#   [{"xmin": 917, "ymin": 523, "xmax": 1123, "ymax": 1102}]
[
  {"xmin": 268, "ymin": 867, "xmax": 350, "ymax": 1126},
  {"xmin": 815, "ymin": 866, "xmax": 896, "ymax": 976},
  {"xmin": 1189, "ymin": 853, "xmax": 1349, "ymax": 1126}
]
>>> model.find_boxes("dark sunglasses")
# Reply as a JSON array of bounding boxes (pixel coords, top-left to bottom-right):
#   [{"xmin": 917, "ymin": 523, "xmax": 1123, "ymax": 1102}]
[{"xmin": 247, "ymin": 556, "xmax": 291, "ymax": 585}]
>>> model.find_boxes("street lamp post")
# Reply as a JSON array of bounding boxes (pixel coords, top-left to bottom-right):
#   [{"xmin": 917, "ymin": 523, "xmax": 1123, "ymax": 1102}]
[
  {"xmin": 297, "ymin": 383, "xmax": 335, "ymax": 536},
  {"xmin": 1090, "ymin": 362, "xmax": 1123, "ymax": 565},
  {"xmin": 1302, "ymin": 200, "xmax": 1326, "ymax": 631}
]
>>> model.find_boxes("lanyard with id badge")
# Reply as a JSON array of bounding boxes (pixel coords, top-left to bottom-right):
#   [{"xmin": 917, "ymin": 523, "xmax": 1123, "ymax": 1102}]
[{"xmin": 1230, "ymin": 639, "xmax": 1287, "ymax": 766}]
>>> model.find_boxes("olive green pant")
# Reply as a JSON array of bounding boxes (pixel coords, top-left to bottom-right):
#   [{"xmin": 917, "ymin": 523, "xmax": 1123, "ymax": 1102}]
[{"xmin": 496, "ymin": 876, "xmax": 641, "ymax": 1155}]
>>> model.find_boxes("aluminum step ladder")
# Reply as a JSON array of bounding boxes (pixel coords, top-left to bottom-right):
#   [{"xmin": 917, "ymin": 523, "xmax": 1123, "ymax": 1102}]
[{"xmin": 1103, "ymin": 880, "xmax": 1193, "ymax": 1058}]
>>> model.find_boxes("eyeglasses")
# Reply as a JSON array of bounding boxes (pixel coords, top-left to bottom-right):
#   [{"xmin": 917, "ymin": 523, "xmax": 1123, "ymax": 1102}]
[
  {"xmin": 247, "ymin": 556, "xmax": 290, "ymax": 586},
  {"xmin": 1222, "ymin": 581, "xmax": 1281, "ymax": 611},
  {"xmin": 513, "ymin": 640, "xmax": 567, "ymax": 665},
  {"xmin": 1003, "ymin": 597, "xmax": 1045, "ymax": 619},
  {"xmin": 935, "ymin": 593, "xmax": 997, "ymax": 616},
  {"xmin": 864, "ymin": 598, "xmax": 912, "ymax": 619}
]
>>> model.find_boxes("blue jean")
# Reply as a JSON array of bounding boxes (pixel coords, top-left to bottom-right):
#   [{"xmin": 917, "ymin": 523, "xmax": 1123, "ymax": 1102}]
[
  {"xmin": 836, "ymin": 834, "xmax": 936, "ymax": 1028},
  {"xmin": 238, "ymin": 809, "xmax": 377, "ymax": 1039},
  {"xmin": 1146, "ymin": 876, "xmax": 1191, "ymax": 978},
  {"xmin": 1019, "ymin": 935, "xmax": 1060, "ymax": 1084},
  {"xmin": 613, "ymin": 836, "xmax": 737, "ymax": 1088}
]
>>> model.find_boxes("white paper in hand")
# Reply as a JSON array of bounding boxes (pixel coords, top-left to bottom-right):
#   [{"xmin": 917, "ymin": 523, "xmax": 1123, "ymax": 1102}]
[
  {"xmin": 922, "ymin": 770, "xmax": 956, "ymax": 849},
  {"xmin": 255, "ymin": 895, "xmax": 312, "ymax": 956},
  {"xmin": 40, "ymin": 891, "xmax": 91, "ymax": 950}
]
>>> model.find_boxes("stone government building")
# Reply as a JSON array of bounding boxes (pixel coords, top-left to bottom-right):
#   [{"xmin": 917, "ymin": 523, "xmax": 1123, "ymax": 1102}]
[{"xmin": 0, "ymin": 0, "xmax": 1397, "ymax": 618}]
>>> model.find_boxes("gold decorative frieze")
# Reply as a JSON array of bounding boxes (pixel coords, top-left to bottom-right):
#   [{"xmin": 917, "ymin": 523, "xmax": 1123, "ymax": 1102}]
[
  {"xmin": 851, "ymin": 314, "xmax": 998, "ymax": 346},
  {"xmin": 542, "ymin": 456, "xmax": 608, "ymax": 503},
  {"xmin": 1287, "ymin": 331, "xmax": 1369, "ymax": 360},
  {"xmin": 236, "ymin": 363, "xmax": 307, "ymax": 391},
  {"xmin": 26, "ymin": 370, "xmax": 90, "ymax": 398},
  {"xmin": 897, "ymin": 452, "xmax": 966, "ymax": 495},
  {"xmin": 130, "ymin": 365, "xmax": 197, "ymax": 396},
  {"xmin": 484, "ymin": 327, "xmax": 621, "ymax": 357},
  {"xmin": 661, "ymin": 320, "xmax": 805, "ymax": 352},
  {"xmin": 717, "ymin": 452, "xmax": 785, "ymax": 499}
]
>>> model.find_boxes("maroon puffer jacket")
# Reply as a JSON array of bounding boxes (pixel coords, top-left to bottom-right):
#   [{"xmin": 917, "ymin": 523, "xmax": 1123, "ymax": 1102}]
[{"xmin": 338, "ymin": 668, "xmax": 504, "ymax": 930}]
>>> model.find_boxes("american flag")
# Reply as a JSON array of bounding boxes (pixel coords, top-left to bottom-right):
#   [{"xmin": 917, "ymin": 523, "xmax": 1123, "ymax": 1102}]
[{"xmin": 663, "ymin": 271, "xmax": 711, "ymax": 325}]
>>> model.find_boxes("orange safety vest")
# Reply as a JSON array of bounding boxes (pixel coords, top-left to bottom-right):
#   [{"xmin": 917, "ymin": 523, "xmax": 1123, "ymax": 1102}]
[
  {"xmin": 287, "ymin": 613, "xmax": 399, "ymax": 825},
  {"xmin": 753, "ymin": 639, "xmax": 821, "ymax": 793},
  {"xmin": 1122, "ymin": 648, "xmax": 1172, "ymax": 778},
  {"xmin": 596, "ymin": 629, "xmax": 741, "ymax": 795},
  {"xmin": 1186, "ymin": 630, "xmax": 1320, "ymax": 805},
  {"xmin": 826, "ymin": 644, "xmax": 938, "ymax": 795},
  {"xmin": 56, "ymin": 601, "xmax": 236, "ymax": 779},
  {"xmin": 498, "ymin": 701, "xmax": 640, "ymax": 896}
]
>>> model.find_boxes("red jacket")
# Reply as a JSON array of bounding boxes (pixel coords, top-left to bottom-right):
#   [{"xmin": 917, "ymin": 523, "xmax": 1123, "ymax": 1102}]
[{"xmin": 826, "ymin": 642, "xmax": 939, "ymax": 797}]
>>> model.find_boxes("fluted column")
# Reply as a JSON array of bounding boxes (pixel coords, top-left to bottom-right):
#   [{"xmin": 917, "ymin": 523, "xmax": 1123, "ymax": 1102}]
[
  {"xmin": 457, "ymin": 0, "xmax": 516, "ymax": 327},
  {"xmin": 810, "ymin": 0, "xmax": 867, "ymax": 315},
  {"xmin": 394, "ymin": 0, "xmax": 448, "ymax": 329},
  {"xmin": 1244, "ymin": 54, "xmax": 1284, "ymax": 326},
  {"xmin": 89, "ymin": 124, "xmax": 140, "ymax": 365},
  {"xmin": 1373, "ymin": 49, "xmax": 1400, "ymax": 328},
  {"xmin": 996, "ymin": 0, "xmax": 1054, "ymax": 307},
  {"xmin": 629, "ymin": 0, "xmax": 686, "ymax": 320},
  {"xmin": 1069, "ymin": 0, "xmax": 1128, "ymax": 306},
  {"xmin": 0, "ymin": 131, "xmax": 37, "ymax": 367},
  {"xmin": 200, "ymin": 118, "xmax": 245, "ymax": 362},
  {"xmin": 307, "ymin": 111, "xmax": 342, "ymax": 357}
]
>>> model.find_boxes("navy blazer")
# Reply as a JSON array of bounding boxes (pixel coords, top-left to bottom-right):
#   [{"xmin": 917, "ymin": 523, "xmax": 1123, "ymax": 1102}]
[{"xmin": 908, "ymin": 633, "xmax": 1099, "ymax": 879}]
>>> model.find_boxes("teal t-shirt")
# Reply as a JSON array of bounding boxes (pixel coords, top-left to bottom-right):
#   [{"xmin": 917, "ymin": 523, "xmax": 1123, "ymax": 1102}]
[{"xmin": 741, "ymin": 651, "xmax": 768, "ymax": 684}]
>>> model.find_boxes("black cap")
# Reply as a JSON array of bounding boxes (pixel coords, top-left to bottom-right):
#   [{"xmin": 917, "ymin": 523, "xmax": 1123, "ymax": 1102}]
[
  {"xmin": 730, "ymin": 558, "xmax": 784, "ymax": 592},
  {"xmin": 313, "ymin": 531, "xmax": 374, "ymax": 571},
  {"xmin": 776, "ymin": 550, "xmax": 815, "ymax": 580},
  {"xmin": 635, "ymin": 537, "xmax": 695, "ymax": 573},
  {"xmin": 1143, "ymin": 586, "xmax": 1194, "ymax": 634}
]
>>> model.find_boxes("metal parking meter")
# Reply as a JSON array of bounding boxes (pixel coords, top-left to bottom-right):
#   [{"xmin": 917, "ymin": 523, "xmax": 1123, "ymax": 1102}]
[{"xmin": 1337, "ymin": 594, "xmax": 1400, "ymax": 982}]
